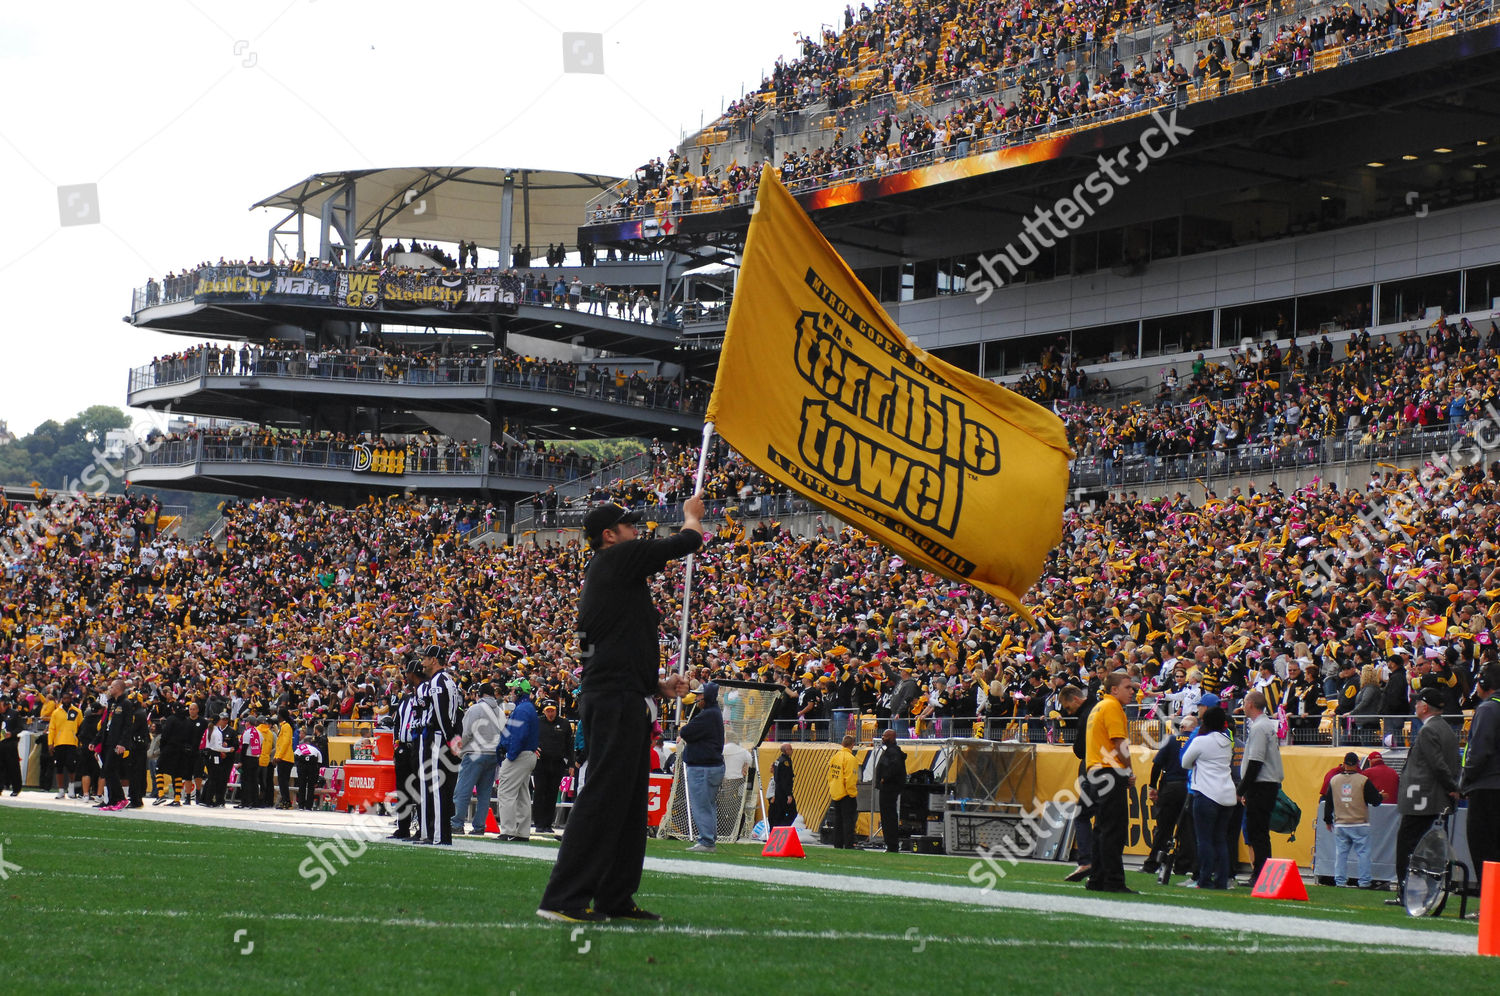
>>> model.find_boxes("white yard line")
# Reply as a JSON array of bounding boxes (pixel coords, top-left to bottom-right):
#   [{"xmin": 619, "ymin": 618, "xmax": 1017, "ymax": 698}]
[
  {"xmin": 10, "ymin": 906, "xmax": 1457, "ymax": 956},
  {"xmin": 4, "ymin": 794, "xmax": 1479, "ymax": 955}
]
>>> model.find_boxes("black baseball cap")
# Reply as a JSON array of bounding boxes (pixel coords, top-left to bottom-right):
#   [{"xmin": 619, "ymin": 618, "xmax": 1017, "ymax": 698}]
[
  {"xmin": 583, "ymin": 503, "xmax": 642, "ymax": 547},
  {"xmin": 1416, "ymin": 687, "xmax": 1447, "ymax": 710}
]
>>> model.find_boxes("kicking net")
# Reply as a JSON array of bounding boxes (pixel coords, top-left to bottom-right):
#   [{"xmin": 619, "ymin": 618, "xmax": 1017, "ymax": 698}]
[{"xmin": 659, "ymin": 680, "xmax": 782, "ymax": 842}]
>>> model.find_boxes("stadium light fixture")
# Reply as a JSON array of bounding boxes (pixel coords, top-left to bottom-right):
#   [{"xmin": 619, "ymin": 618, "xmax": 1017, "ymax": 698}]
[
  {"xmin": 553, "ymin": 323, "xmax": 563, "ymax": 329},
  {"xmin": 1401, "ymin": 155, "xmax": 1418, "ymax": 161},
  {"xmin": 1433, "ymin": 147, "xmax": 1453, "ymax": 154},
  {"xmin": 1479, "ymin": 140, "xmax": 1489, "ymax": 147},
  {"xmin": 1367, "ymin": 161, "xmax": 1385, "ymax": 167},
  {"xmin": 671, "ymin": 427, "xmax": 679, "ymax": 431},
  {"xmin": 1320, "ymin": 195, "xmax": 1330, "ymax": 201},
  {"xmin": 1476, "ymin": 163, "xmax": 1489, "ymax": 170},
  {"xmin": 550, "ymin": 407, "xmax": 559, "ymax": 412}
]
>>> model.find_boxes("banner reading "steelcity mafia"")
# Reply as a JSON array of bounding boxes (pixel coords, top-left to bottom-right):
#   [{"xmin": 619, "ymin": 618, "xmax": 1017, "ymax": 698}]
[
  {"xmin": 706, "ymin": 167, "xmax": 1073, "ymax": 621},
  {"xmin": 182, "ymin": 264, "xmax": 519, "ymax": 315}
]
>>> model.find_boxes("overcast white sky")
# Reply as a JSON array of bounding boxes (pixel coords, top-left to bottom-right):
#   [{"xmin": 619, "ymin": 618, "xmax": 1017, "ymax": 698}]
[{"xmin": 0, "ymin": 0, "xmax": 848, "ymax": 437}]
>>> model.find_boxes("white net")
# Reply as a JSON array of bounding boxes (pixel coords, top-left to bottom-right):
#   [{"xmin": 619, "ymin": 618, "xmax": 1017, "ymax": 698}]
[{"xmin": 658, "ymin": 681, "xmax": 781, "ymax": 842}]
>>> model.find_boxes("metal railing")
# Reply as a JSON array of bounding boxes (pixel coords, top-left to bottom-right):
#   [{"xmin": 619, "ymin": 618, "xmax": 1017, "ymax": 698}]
[
  {"xmin": 512, "ymin": 451, "xmax": 658, "ymax": 530},
  {"xmin": 752, "ymin": 711, "xmax": 1471, "ymax": 747},
  {"xmin": 135, "ymin": 436, "xmax": 598, "ymax": 487},
  {"xmin": 130, "ymin": 262, "xmax": 715, "ymax": 331},
  {"xmin": 589, "ymin": 3, "xmax": 1498, "ymax": 223},
  {"xmin": 520, "ymin": 490, "xmax": 818, "ymax": 530},
  {"xmin": 1068, "ymin": 422, "xmax": 1479, "ymax": 489},
  {"xmin": 127, "ymin": 350, "xmax": 710, "ymax": 418}
]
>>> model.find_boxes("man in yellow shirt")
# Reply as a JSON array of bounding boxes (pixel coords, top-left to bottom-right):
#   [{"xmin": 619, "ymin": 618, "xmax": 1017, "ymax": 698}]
[
  {"xmin": 1083, "ymin": 671, "xmax": 1137, "ymax": 893},
  {"xmin": 48, "ymin": 691, "xmax": 82, "ymax": 798},
  {"xmin": 827, "ymin": 734, "xmax": 859, "ymax": 849},
  {"xmin": 257, "ymin": 716, "xmax": 275, "ymax": 808},
  {"xmin": 274, "ymin": 710, "xmax": 296, "ymax": 809}
]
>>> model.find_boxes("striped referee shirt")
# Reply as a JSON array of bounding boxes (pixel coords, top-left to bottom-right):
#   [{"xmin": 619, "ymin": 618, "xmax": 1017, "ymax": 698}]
[
  {"xmin": 421, "ymin": 670, "xmax": 461, "ymax": 740},
  {"xmin": 395, "ymin": 692, "xmax": 419, "ymax": 744}
]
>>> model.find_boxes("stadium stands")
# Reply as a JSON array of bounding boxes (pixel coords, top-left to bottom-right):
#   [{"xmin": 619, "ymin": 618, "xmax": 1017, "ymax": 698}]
[
  {"xmin": 132, "ymin": 343, "xmax": 709, "ymax": 417},
  {"xmin": 589, "ymin": 0, "xmax": 1499, "ymax": 220},
  {"xmin": 3, "ymin": 415, "xmax": 1494, "ymax": 757}
]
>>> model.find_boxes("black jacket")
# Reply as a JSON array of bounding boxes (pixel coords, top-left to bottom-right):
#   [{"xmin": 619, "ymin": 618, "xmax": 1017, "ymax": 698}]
[
  {"xmin": 679, "ymin": 684, "xmax": 724, "ymax": 767},
  {"xmin": 1379, "ymin": 665, "xmax": 1409, "ymax": 715},
  {"xmin": 771, "ymin": 753, "xmax": 794, "ymax": 798},
  {"xmin": 874, "ymin": 741, "xmax": 907, "ymax": 791},
  {"xmin": 578, "ymin": 529, "xmax": 702, "ymax": 697},
  {"xmin": 102, "ymin": 697, "xmax": 134, "ymax": 750},
  {"xmin": 538, "ymin": 714, "xmax": 575, "ymax": 765}
]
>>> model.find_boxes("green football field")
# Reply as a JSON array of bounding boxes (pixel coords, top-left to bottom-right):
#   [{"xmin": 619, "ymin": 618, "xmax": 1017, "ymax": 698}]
[{"xmin": 1, "ymin": 803, "xmax": 1494, "ymax": 994}]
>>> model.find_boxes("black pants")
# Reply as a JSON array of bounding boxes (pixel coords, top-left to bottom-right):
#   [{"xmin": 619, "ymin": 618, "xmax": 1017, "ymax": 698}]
[
  {"xmin": 1174, "ymin": 792, "xmax": 1201, "ymax": 874},
  {"xmin": 541, "ymin": 693, "xmax": 652, "ymax": 915},
  {"xmin": 880, "ymin": 787, "xmax": 902, "ymax": 852},
  {"xmin": 416, "ymin": 733, "xmax": 455, "ymax": 843},
  {"xmin": 206, "ymin": 755, "xmax": 231, "ymax": 804},
  {"xmin": 1468, "ymin": 789, "xmax": 1500, "ymax": 890},
  {"xmin": 1074, "ymin": 764, "xmax": 1095, "ymax": 865},
  {"xmin": 261, "ymin": 764, "xmax": 274, "ymax": 804},
  {"xmin": 1242, "ymin": 782, "xmax": 1279, "ymax": 884},
  {"xmin": 129, "ymin": 750, "xmax": 147, "ymax": 806},
  {"xmin": 276, "ymin": 760, "xmax": 293, "ymax": 807},
  {"xmin": 1224, "ymin": 799, "xmax": 1245, "ymax": 876},
  {"xmin": 832, "ymin": 796, "xmax": 857, "ymax": 849},
  {"xmin": 768, "ymin": 790, "xmax": 796, "ymax": 828},
  {"xmin": 237, "ymin": 755, "xmax": 259, "ymax": 807},
  {"xmin": 393, "ymin": 745, "xmax": 415, "ymax": 833},
  {"xmin": 103, "ymin": 750, "xmax": 127, "ymax": 804},
  {"xmin": 297, "ymin": 759, "xmax": 320, "ymax": 809},
  {"xmin": 1146, "ymin": 780, "xmax": 1187, "ymax": 867},
  {"xmin": 0, "ymin": 738, "xmax": 20, "ymax": 792},
  {"xmin": 1396, "ymin": 813, "xmax": 1439, "ymax": 896},
  {"xmin": 1086, "ymin": 768, "xmax": 1128, "ymax": 891},
  {"xmin": 533, "ymin": 759, "xmax": 565, "ymax": 829}
]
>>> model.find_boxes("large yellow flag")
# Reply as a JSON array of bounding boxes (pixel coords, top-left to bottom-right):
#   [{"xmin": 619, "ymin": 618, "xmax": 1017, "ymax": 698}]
[{"xmin": 706, "ymin": 167, "xmax": 1073, "ymax": 622}]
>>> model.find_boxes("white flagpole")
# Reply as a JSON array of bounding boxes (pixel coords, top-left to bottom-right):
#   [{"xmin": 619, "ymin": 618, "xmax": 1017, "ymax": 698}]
[{"xmin": 674, "ymin": 421, "xmax": 716, "ymax": 725}]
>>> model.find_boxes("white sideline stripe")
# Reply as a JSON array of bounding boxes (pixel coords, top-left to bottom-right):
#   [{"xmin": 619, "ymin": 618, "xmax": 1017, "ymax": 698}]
[
  {"xmin": 508, "ymin": 848, "xmax": 1481, "ymax": 956},
  {"xmin": 12, "ymin": 907, "xmax": 1453, "ymax": 955},
  {"xmin": 5, "ymin": 795, "xmax": 1477, "ymax": 954}
]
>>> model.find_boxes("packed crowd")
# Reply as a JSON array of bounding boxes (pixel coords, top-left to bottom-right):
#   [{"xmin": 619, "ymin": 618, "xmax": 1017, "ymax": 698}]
[
  {"xmin": 138, "ymin": 341, "xmax": 710, "ymax": 414},
  {"xmin": 594, "ymin": 0, "xmax": 1481, "ymax": 218},
  {"xmin": 1011, "ymin": 321, "xmax": 1500, "ymax": 477},
  {"xmin": 3, "ymin": 417, "xmax": 1497, "ymax": 785}
]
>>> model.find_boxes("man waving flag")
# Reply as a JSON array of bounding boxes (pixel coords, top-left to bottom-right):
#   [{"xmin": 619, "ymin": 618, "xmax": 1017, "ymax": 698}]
[{"xmin": 706, "ymin": 166, "xmax": 1073, "ymax": 622}]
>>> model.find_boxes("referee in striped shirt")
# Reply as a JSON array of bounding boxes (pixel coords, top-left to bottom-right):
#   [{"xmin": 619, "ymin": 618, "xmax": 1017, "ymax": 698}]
[
  {"xmin": 388, "ymin": 659, "xmax": 423, "ymax": 840},
  {"xmin": 416, "ymin": 645, "xmax": 462, "ymax": 845}
]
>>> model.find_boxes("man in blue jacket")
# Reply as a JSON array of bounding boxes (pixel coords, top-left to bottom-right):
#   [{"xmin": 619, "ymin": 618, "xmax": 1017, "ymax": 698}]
[
  {"xmin": 496, "ymin": 678, "xmax": 540, "ymax": 841},
  {"xmin": 680, "ymin": 682, "xmax": 725, "ymax": 853}
]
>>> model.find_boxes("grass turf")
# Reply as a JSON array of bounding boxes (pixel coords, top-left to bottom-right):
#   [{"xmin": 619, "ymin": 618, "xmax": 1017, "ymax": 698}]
[{"xmin": 0, "ymin": 805, "xmax": 1494, "ymax": 995}]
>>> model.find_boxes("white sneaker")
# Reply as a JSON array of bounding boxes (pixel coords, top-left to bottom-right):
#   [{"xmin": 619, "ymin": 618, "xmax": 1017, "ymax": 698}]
[
  {"xmin": 685, "ymin": 843, "xmax": 716, "ymax": 853},
  {"xmin": 55, "ymin": 791, "xmax": 66, "ymax": 799},
  {"xmin": 1177, "ymin": 879, "xmax": 1199, "ymax": 888}
]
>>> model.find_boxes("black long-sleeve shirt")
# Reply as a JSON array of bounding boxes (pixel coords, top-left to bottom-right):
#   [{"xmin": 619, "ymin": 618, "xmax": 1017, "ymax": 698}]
[
  {"xmin": 577, "ymin": 528, "xmax": 702, "ymax": 698},
  {"xmin": 538, "ymin": 714, "xmax": 575, "ymax": 765}
]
